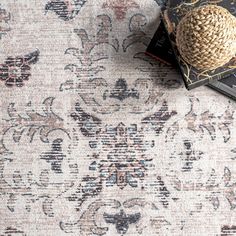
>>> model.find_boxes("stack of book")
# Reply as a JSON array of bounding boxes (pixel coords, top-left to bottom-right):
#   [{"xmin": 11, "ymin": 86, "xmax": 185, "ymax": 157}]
[{"xmin": 146, "ymin": 0, "xmax": 236, "ymax": 100}]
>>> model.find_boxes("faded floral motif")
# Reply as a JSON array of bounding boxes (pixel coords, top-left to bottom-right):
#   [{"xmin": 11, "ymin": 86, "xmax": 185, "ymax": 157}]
[
  {"xmin": 71, "ymin": 101, "xmax": 176, "ymax": 189},
  {"xmin": 45, "ymin": 0, "xmax": 87, "ymax": 21},
  {"xmin": 103, "ymin": 0, "xmax": 139, "ymax": 20},
  {"xmin": 0, "ymin": 50, "xmax": 39, "ymax": 87},
  {"xmin": 60, "ymin": 198, "xmax": 171, "ymax": 235},
  {"xmin": 60, "ymin": 13, "xmax": 176, "ymax": 114}
]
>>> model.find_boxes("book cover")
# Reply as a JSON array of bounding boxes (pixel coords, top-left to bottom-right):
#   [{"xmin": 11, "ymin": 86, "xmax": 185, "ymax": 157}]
[{"xmin": 146, "ymin": 20, "xmax": 236, "ymax": 100}]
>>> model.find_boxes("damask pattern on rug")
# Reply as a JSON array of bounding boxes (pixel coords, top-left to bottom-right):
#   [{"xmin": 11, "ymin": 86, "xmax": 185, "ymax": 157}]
[
  {"xmin": 0, "ymin": 50, "xmax": 39, "ymax": 87},
  {"xmin": 1, "ymin": 0, "xmax": 236, "ymax": 235},
  {"xmin": 103, "ymin": 0, "xmax": 139, "ymax": 20},
  {"xmin": 45, "ymin": 0, "xmax": 87, "ymax": 21}
]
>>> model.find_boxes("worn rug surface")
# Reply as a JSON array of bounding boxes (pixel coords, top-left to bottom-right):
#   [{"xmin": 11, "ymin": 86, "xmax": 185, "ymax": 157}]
[{"xmin": 0, "ymin": 0, "xmax": 236, "ymax": 235}]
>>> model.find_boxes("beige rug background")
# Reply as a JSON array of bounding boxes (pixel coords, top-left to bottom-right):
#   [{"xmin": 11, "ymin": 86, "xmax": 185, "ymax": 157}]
[{"xmin": 0, "ymin": 0, "xmax": 236, "ymax": 235}]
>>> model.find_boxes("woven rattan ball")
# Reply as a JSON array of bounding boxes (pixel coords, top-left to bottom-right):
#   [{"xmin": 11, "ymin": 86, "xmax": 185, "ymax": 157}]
[{"xmin": 176, "ymin": 5, "xmax": 236, "ymax": 70}]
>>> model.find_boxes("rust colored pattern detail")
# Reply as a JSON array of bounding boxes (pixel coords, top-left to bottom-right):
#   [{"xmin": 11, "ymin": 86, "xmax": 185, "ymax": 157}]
[{"xmin": 103, "ymin": 0, "xmax": 139, "ymax": 20}]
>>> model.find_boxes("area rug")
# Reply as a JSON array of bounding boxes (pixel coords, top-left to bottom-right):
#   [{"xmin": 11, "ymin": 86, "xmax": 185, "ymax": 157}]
[{"xmin": 0, "ymin": 0, "xmax": 236, "ymax": 235}]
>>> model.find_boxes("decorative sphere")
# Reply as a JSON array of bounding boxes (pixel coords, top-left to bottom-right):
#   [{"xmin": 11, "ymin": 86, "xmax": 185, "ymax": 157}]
[{"xmin": 176, "ymin": 5, "xmax": 236, "ymax": 70}]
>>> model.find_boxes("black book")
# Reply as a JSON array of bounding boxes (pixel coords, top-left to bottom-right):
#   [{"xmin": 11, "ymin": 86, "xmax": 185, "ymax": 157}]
[{"xmin": 146, "ymin": 20, "xmax": 236, "ymax": 100}]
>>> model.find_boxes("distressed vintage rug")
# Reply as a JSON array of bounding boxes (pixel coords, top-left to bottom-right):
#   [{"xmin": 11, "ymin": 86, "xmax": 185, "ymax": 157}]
[{"xmin": 0, "ymin": 0, "xmax": 236, "ymax": 235}]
